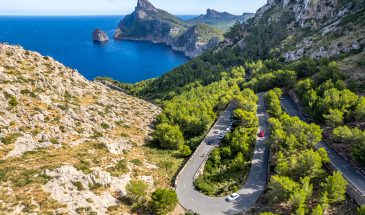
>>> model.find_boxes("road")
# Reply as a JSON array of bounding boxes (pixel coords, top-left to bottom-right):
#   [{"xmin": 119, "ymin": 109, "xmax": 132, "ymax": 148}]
[
  {"xmin": 280, "ymin": 95, "xmax": 365, "ymax": 197},
  {"xmin": 176, "ymin": 93, "xmax": 270, "ymax": 215}
]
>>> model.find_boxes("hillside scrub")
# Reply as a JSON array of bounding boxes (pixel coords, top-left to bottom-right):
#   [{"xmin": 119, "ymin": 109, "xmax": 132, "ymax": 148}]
[{"xmin": 194, "ymin": 89, "xmax": 258, "ymax": 196}]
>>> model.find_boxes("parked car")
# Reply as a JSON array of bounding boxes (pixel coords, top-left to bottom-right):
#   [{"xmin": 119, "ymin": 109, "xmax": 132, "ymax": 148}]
[
  {"xmin": 218, "ymin": 134, "xmax": 224, "ymax": 140},
  {"xmin": 226, "ymin": 193, "xmax": 239, "ymax": 202},
  {"xmin": 214, "ymin": 131, "xmax": 219, "ymax": 134},
  {"xmin": 259, "ymin": 130, "xmax": 265, "ymax": 137}
]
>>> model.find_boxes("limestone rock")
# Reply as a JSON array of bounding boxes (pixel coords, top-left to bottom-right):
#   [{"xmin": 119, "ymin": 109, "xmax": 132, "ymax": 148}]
[{"xmin": 92, "ymin": 29, "xmax": 109, "ymax": 42}]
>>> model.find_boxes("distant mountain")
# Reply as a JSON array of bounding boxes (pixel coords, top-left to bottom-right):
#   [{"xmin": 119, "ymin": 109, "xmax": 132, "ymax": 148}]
[
  {"xmin": 187, "ymin": 9, "xmax": 254, "ymax": 30},
  {"xmin": 114, "ymin": 0, "xmax": 227, "ymax": 58}
]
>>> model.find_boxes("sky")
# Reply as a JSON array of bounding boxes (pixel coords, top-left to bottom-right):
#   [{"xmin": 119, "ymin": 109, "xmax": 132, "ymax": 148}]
[{"xmin": 0, "ymin": 0, "xmax": 267, "ymax": 16}]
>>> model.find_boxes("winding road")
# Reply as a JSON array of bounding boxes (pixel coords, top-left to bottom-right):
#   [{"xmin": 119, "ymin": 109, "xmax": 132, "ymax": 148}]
[
  {"xmin": 176, "ymin": 93, "xmax": 270, "ymax": 215},
  {"xmin": 280, "ymin": 95, "xmax": 365, "ymax": 198}
]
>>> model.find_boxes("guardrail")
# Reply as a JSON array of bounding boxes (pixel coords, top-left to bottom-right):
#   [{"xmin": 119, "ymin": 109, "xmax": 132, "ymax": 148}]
[{"xmin": 280, "ymin": 96, "xmax": 365, "ymax": 205}]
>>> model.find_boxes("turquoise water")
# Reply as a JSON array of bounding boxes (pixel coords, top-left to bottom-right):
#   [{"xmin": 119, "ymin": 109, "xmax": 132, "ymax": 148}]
[{"xmin": 0, "ymin": 16, "xmax": 191, "ymax": 83}]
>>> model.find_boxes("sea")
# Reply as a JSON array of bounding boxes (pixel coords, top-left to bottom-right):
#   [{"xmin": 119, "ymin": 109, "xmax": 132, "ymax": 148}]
[{"xmin": 0, "ymin": 15, "xmax": 196, "ymax": 83}]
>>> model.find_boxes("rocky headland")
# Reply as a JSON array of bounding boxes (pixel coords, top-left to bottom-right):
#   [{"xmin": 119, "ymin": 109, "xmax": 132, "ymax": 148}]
[{"xmin": 114, "ymin": 0, "xmax": 227, "ymax": 58}]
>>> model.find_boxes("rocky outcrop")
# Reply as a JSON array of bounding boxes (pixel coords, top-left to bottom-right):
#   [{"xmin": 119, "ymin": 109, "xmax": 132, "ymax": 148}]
[
  {"xmin": 0, "ymin": 44, "xmax": 160, "ymax": 214},
  {"xmin": 44, "ymin": 165, "xmax": 131, "ymax": 215},
  {"xmin": 92, "ymin": 29, "xmax": 109, "ymax": 42},
  {"xmin": 243, "ymin": 0, "xmax": 365, "ymax": 62},
  {"xmin": 114, "ymin": 0, "xmax": 224, "ymax": 58}
]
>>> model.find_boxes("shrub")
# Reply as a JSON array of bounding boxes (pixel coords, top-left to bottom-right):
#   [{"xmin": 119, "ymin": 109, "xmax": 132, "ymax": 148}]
[
  {"xmin": 101, "ymin": 123, "xmax": 110, "ymax": 129},
  {"xmin": 8, "ymin": 96, "xmax": 18, "ymax": 108},
  {"xmin": 72, "ymin": 181, "xmax": 84, "ymax": 191},
  {"xmin": 109, "ymin": 159, "xmax": 129, "ymax": 176},
  {"xmin": 150, "ymin": 188, "xmax": 178, "ymax": 215},
  {"xmin": 49, "ymin": 138, "xmax": 59, "ymax": 145},
  {"xmin": 126, "ymin": 180, "xmax": 148, "ymax": 203}
]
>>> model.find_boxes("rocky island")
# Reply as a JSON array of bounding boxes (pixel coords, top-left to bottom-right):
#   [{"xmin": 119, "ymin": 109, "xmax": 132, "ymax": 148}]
[
  {"xmin": 114, "ymin": 0, "xmax": 227, "ymax": 58},
  {"xmin": 92, "ymin": 29, "xmax": 109, "ymax": 42}
]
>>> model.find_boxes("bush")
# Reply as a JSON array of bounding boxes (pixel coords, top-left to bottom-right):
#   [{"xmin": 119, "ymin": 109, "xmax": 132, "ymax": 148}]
[
  {"xmin": 72, "ymin": 181, "xmax": 84, "ymax": 191},
  {"xmin": 150, "ymin": 188, "xmax": 178, "ymax": 215},
  {"xmin": 8, "ymin": 96, "xmax": 18, "ymax": 108},
  {"xmin": 126, "ymin": 180, "xmax": 148, "ymax": 208},
  {"xmin": 109, "ymin": 159, "xmax": 129, "ymax": 176},
  {"xmin": 101, "ymin": 123, "xmax": 110, "ymax": 129}
]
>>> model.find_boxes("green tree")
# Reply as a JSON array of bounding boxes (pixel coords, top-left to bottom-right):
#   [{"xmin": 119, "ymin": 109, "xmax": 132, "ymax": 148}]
[
  {"xmin": 289, "ymin": 177, "xmax": 312, "ymax": 209},
  {"xmin": 322, "ymin": 172, "xmax": 348, "ymax": 203},
  {"xmin": 323, "ymin": 108, "xmax": 344, "ymax": 126},
  {"xmin": 357, "ymin": 205, "xmax": 365, "ymax": 215},
  {"xmin": 319, "ymin": 191, "xmax": 329, "ymax": 209},
  {"xmin": 268, "ymin": 175, "xmax": 299, "ymax": 203},
  {"xmin": 265, "ymin": 90, "xmax": 282, "ymax": 118},
  {"xmin": 179, "ymin": 145, "xmax": 192, "ymax": 157},
  {"xmin": 153, "ymin": 123, "xmax": 184, "ymax": 150},
  {"xmin": 311, "ymin": 204, "xmax": 323, "ymax": 215},
  {"xmin": 354, "ymin": 97, "xmax": 365, "ymax": 122},
  {"xmin": 150, "ymin": 188, "xmax": 178, "ymax": 215},
  {"xmin": 293, "ymin": 149, "xmax": 328, "ymax": 179},
  {"xmin": 233, "ymin": 109, "xmax": 258, "ymax": 127}
]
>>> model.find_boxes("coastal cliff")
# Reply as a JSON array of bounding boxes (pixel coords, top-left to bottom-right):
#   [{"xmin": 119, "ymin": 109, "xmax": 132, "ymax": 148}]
[{"xmin": 114, "ymin": 0, "xmax": 225, "ymax": 58}]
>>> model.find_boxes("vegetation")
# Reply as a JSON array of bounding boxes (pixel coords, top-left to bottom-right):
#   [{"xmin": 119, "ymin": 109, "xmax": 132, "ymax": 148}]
[
  {"xmin": 194, "ymin": 89, "xmax": 258, "ymax": 196},
  {"xmin": 332, "ymin": 126, "xmax": 365, "ymax": 165},
  {"xmin": 150, "ymin": 188, "xmax": 178, "ymax": 215},
  {"xmin": 266, "ymin": 108, "xmax": 347, "ymax": 213},
  {"xmin": 126, "ymin": 180, "xmax": 149, "ymax": 210}
]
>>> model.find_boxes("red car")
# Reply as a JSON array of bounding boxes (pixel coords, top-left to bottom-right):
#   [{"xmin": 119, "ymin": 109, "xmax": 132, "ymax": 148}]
[{"xmin": 259, "ymin": 130, "xmax": 265, "ymax": 137}]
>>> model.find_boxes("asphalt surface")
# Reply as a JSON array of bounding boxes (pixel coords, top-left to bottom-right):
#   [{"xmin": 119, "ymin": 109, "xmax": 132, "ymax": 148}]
[
  {"xmin": 176, "ymin": 93, "xmax": 270, "ymax": 215},
  {"xmin": 280, "ymin": 95, "xmax": 365, "ymax": 197}
]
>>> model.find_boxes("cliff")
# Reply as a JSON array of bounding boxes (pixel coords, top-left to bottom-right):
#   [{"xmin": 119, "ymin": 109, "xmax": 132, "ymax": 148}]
[
  {"xmin": 114, "ymin": 0, "xmax": 225, "ymax": 58},
  {"xmin": 0, "ymin": 44, "xmax": 161, "ymax": 214},
  {"xmin": 187, "ymin": 9, "xmax": 255, "ymax": 30}
]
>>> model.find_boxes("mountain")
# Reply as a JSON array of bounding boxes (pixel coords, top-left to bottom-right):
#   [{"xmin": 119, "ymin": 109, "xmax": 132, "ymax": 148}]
[
  {"xmin": 186, "ymin": 9, "xmax": 254, "ymax": 30},
  {"xmin": 0, "ymin": 44, "xmax": 161, "ymax": 214},
  {"xmin": 122, "ymin": 0, "xmax": 365, "ymax": 99},
  {"xmin": 114, "ymin": 0, "xmax": 225, "ymax": 58}
]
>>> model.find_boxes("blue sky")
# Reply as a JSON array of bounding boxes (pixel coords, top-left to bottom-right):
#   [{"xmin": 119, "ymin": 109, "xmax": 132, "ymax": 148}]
[{"xmin": 0, "ymin": 0, "xmax": 267, "ymax": 15}]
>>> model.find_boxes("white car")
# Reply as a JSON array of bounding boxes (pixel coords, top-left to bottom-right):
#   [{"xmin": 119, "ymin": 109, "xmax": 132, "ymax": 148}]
[
  {"xmin": 226, "ymin": 193, "xmax": 239, "ymax": 202},
  {"xmin": 218, "ymin": 134, "xmax": 224, "ymax": 139}
]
